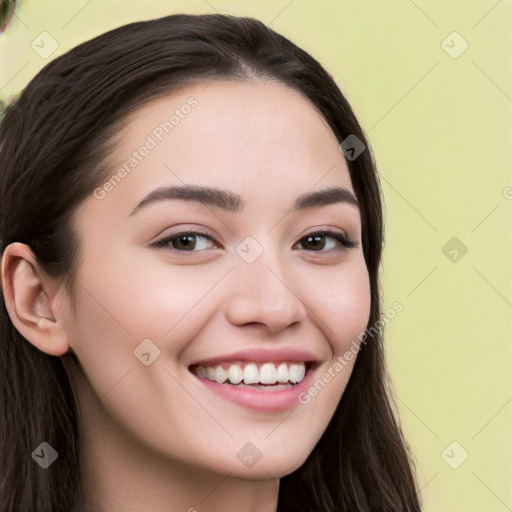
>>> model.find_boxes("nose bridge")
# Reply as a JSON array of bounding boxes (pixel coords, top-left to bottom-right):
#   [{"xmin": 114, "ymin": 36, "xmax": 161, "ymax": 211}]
[{"xmin": 225, "ymin": 238, "xmax": 307, "ymax": 331}]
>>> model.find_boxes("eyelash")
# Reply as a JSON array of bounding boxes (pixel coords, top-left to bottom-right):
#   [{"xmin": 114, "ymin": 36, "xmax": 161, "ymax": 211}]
[{"xmin": 151, "ymin": 229, "xmax": 359, "ymax": 255}]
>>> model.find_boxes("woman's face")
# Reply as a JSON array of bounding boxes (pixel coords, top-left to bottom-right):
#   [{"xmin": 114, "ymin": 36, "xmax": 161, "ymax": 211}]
[{"xmin": 65, "ymin": 80, "xmax": 371, "ymax": 478}]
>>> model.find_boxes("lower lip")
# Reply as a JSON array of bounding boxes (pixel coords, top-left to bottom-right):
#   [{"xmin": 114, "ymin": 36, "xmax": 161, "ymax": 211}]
[{"xmin": 191, "ymin": 367, "xmax": 316, "ymax": 412}]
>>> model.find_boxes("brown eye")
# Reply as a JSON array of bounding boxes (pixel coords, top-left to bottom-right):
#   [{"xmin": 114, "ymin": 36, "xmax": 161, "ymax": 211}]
[
  {"xmin": 152, "ymin": 231, "xmax": 219, "ymax": 253},
  {"xmin": 295, "ymin": 230, "xmax": 358, "ymax": 252}
]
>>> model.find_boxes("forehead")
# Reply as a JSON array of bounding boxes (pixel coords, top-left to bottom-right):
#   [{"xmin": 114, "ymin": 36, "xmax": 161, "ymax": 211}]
[{"xmin": 82, "ymin": 80, "xmax": 354, "ymax": 224}]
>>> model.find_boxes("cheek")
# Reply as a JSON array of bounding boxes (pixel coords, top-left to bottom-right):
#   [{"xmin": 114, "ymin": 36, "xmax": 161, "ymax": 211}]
[
  {"xmin": 67, "ymin": 251, "xmax": 232, "ymax": 402},
  {"xmin": 292, "ymin": 259, "xmax": 370, "ymax": 442},
  {"xmin": 302, "ymin": 257, "xmax": 372, "ymax": 350},
  {"xmin": 66, "ymin": 254, "xmax": 220, "ymax": 458},
  {"xmin": 72, "ymin": 250, "xmax": 219, "ymax": 345}
]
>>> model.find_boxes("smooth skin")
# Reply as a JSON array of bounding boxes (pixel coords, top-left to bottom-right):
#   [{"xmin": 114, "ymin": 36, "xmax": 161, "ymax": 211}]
[{"xmin": 2, "ymin": 80, "xmax": 371, "ymax": 512}]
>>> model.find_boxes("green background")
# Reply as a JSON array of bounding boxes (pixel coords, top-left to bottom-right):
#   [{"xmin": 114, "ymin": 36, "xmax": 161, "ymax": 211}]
[{"xmin": 1, "ymin": 1, "xmax": 511, "ymax": 510}]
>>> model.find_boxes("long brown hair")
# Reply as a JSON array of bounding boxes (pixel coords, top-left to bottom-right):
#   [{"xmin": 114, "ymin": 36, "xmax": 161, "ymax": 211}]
[{"xmin": 0, "ymin": 13, "xmax": 421, "ymax": 511}]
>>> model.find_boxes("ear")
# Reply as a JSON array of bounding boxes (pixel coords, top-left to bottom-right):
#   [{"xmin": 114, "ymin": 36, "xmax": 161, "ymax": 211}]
[{"xmin": 1, "ymin": 242, "xmax": 71, "ymax": 357}]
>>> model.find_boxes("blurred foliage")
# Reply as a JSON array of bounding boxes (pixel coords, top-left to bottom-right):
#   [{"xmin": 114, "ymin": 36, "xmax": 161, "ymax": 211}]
[
  {"xmin": 0, "ymin": 94, "xmax": 16, "ymax": 120},
  {"xmin": 0, "ymin": 0, "xmax": 18, "ymax": 32}
]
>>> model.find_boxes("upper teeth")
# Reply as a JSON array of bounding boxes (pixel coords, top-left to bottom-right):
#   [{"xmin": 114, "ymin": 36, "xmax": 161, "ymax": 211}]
[{"xmin": 194, "ymin": 361, "xmax": 307, "ymax": 385}]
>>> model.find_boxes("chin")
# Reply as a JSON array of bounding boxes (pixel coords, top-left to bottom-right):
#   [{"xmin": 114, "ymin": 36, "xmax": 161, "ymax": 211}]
[{"xmin": 222, "ymin": 449, "xmax": 312, "ymax": 481}]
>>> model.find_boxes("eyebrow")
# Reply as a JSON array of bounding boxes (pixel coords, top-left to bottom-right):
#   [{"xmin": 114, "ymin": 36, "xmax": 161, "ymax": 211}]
[{"xmin": 128, "ymin": 184, "xmax": 359, "ymax": 218}]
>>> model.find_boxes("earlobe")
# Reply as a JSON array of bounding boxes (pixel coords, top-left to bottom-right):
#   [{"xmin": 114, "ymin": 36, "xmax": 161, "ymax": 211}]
[{"xmin": 1, "ymin": 242, "xmax": 71, "ymax": 357}]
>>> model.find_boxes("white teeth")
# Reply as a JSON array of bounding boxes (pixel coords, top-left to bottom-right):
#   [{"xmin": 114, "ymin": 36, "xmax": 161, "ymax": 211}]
[
  {"xmin": 243, "ymin": 363, "xmax": 260, "ymax": 384},
  {"xmin": 288, "ymin": 363, "xmax": 305, "ymax": 384},
  {"xmin": 194, "ymin": 361, "xmax": 307, "ymax": 386},
  {"xmin": 276, "ymin": 362, "xmax": 289, "ymax": 383},
  {"xmin": 214, "ymin": 365, "xmax": 228, "ymax": 384},
  {"xmin": 228, "ymin": 364, "xmax": 244, "ymax": 385},
  {"xmin": 259, "ymin": 362, "xmax": 277, "ymax": 384}
]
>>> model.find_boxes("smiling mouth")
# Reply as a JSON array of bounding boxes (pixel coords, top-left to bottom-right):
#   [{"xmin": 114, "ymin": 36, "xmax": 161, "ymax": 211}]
[{"xmin": 188, "ymin": 360, "xmax": 315, "ymax": 389}]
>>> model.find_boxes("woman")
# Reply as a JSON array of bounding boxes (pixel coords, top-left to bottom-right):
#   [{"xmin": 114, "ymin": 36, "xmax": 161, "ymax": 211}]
[{"xmin": 0, "ymin": 13, "xmax": 421, "ymax": 511}]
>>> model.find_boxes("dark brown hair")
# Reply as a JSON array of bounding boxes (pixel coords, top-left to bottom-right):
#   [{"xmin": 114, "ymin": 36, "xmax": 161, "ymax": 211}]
[{"xmin": 0, "ymin": 13, "xmax": 421, "ymax": 511}]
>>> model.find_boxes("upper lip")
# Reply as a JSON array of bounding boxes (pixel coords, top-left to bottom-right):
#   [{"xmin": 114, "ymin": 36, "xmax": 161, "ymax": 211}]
[{"xmin": 188, "ymin": 347, "xmax": 322, "ymax": 368}]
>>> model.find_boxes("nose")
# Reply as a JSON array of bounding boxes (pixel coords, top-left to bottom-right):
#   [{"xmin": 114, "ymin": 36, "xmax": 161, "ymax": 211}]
[{"xmin": 225, "ymin": 248, "xmax": 308, "ymax": 333}]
